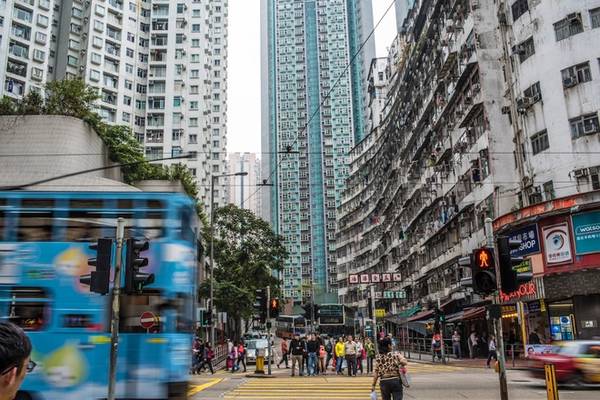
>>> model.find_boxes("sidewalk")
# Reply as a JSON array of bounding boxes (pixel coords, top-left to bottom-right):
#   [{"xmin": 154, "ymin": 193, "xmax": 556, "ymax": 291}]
[{"xmin": 404, "ymin": 351, "xmax": 531, "ymax": 370}]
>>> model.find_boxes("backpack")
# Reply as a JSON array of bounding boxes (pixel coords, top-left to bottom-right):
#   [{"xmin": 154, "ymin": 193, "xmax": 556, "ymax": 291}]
[{"xmin": 325, "ymin": 342, "xmax": 333, "ymax": 353}]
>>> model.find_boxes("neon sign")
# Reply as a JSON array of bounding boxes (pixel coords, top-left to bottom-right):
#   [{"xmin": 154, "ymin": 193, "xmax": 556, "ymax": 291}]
[{"xmin": 500, "ymin": 281, "xmax": 536, "ymax": 303}]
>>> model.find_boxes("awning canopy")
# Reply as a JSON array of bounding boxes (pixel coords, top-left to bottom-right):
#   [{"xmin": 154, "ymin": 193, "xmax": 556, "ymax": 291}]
[
  {"xmin": 408, "ymin": 309, "xmax": 434, "ymax": 322},
  {"xmin": 461, "ymin": 306, "xmax": 486, "ymax": 321},
  {"xmin": 384, "ymin": 305, "xmax": 422, "ymax": 325}
]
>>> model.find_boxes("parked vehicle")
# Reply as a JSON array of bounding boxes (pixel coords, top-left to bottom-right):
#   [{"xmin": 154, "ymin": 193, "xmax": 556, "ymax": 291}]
[
  {"xmin": 528, "ymin": 341, "xmax": 600, "ymax": 386},
  {"xmin": 245, "ymin": 339, "xmax": 272, "ymax": 364}
]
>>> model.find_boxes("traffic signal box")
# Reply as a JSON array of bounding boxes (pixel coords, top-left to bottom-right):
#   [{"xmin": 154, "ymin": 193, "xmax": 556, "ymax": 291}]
[
  {"xmin": 254, "ymin": 289, "xmax": 267, "ymax": 323},
  {"xmin": 80, "ymin": 238, "xmax": 113, "ymax": 295},
  {"xmin": 497, "ymin": 236, "xmax": 533, "ymax": 293},
  {"xmin": 472, "ymin": 247, "xmax": 497, "ymax": 295},
  {"xmin": 124, "ymin": 238, "xmax": 154, "ymax": 294}
]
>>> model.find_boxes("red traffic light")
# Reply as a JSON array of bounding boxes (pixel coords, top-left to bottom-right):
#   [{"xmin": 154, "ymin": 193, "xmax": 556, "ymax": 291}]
[{"xmin": 474, "ymin": 248, "xmax": 494, "ymax": 270}]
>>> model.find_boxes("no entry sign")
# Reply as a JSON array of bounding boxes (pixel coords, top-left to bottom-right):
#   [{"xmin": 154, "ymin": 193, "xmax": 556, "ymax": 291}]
[{"xmin": 140, "ymin": 311, "xmax": 157, "ymax": 329}]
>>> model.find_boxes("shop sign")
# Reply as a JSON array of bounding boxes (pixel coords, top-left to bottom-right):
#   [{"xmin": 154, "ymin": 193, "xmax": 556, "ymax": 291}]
[
  {"xmin": 527, "ymin": 300, "xmax": 542, "ymax": 313},
  {"xmin": 500, "ymin": 281, "xmax": 537, "ymax": 303},
  {"xmin": 571, "ymin": 211, "xmax": 600, "ymax": 255},
  {"xmin": 513, "ymin": 259, "xmax": 531, "ymax": 274},
  {"xmin": 509, "ymin": 224, "xmax": 540, "ymax": 257},
  {"xmin": 542, "ymin": 222, "xmax": 573, "ymax": 265},
  {"xmin": 375, "ymin": 309, "xmax": 386, "ymax": 318},
  {"xmin": 526, "ymin": 344, "xmax": 558, "ymax": 358},
  {"xmin": 383, "ymin": 290, "xmax": 406, "ymax": 299},
  {"xmin": 348, "ymin": 274, "xmax": 359, "ymax": 284}
]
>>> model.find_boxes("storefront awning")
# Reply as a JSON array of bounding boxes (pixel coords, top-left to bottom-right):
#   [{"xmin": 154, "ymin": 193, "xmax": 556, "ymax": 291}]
[
  {"xmin": 445, "ymin": 311, "xmax": 464, "ymax": 323},
  {"xmin": 408, "ymin": 309, "xmax": 434, "ymax": 322},
  {"xmin": 384, "ymin": 305, "xmax": 422, "ymax": 325},
  {"xmin": 461, "ymin": 306, "xmax": 486, "ymax": 321}
]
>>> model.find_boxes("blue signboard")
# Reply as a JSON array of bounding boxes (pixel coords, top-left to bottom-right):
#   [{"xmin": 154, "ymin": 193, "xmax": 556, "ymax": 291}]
[
  {"xmin": 572, "ymin": 211, "xmax": 600, "ymax": 255},
  {"xmin": 508, "ymin": 224, "xmax": 540, "ymax": 257}
]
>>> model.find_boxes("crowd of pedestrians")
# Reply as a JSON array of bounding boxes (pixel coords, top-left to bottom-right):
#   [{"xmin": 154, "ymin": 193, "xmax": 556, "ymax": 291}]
[
  {"xmin": 280, "ymin": 333, "xmax": 377, "ymax": 377},
  {"xmin": 191, "ymin": 337, "xmax": 215, "ymax": 375}
]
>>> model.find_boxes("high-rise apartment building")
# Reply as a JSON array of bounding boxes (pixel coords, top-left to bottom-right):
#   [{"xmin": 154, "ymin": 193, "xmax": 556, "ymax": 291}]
[
  {"xmin": 227, "ymin": 152, "xmax": 261, "ymax": 216},
  {"xmin": 261, "ymin": 0, "xmax": 374, "ymax": 303},
  {"xmin": 1, "ymin": 0, "xmax": 228, "ymax": 209}
]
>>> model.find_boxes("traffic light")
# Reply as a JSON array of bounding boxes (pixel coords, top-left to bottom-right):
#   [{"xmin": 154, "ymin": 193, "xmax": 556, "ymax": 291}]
[
  {"xmin": 254, "ymin": 288, "xmax": 267, "ymax": 323},
  {"xmin": 472, "ymin": 247, "xmax": 497, "ymax": 295},
  {"xmin": 497, "ymin": 236, "xmax": 533, "ymax": 293},
  {"xmin": 201, "ymin": 309, "xmax": 212, "ymax": 327},
  {"xmin": 80, "ymin": 238, "xmax": 113, "ymax": 295},
  {"xmin": 302, "ymin": 302, "xmax": 313, "ymax": 320},
  {"xmin": 124, "ymin": 238, "xmax": 154, "ymax": 294},
  {"xmin": 313, "ymin": 304, "xmax": 320, "ymax": 322},
  {"xmin": 269, "ymin": 298, "xmax": 280, "ymax": 319}
]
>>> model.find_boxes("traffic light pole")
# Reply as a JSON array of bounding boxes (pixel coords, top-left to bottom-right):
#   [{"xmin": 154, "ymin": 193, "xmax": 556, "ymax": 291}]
[
  {"xmin": 267, "ymin": 285, "xmax": 272, "ymax": 375},
  {"xmin": 485, "ymin": 217, "xmax": 509, "ymax": 400},
  {"xmin": 108, "ymin": 218, "xmax": 125, "ymax": 400}
]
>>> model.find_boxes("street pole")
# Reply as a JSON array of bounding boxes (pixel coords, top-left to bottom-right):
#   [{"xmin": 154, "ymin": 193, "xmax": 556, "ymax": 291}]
[
  {"xmin": 210, "ymin": 176, "xmax": 216, "ymax": 349},
  {"xmin": 485, "ymin": 217, "xmax": 509, "ymax": 400},
  {"xmin": 370, "ymin": 285, "xmax": 378, "ymax": 353},
  {"xmin": 108, "ymin": 218, "xmax": 125, "ymax": 400},
  {"xmin": 267, "ymin": 285, "xmax": 272, "ymax": 375},
  {"xmin": 437, "ymin": 298, "xmax": 446, "ymax": 364}
]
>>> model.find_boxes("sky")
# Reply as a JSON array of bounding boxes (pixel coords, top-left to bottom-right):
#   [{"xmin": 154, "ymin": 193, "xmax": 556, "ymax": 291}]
[{"xmin": 227, "ymin": 0, "xmax": 398, "ymax": 156}]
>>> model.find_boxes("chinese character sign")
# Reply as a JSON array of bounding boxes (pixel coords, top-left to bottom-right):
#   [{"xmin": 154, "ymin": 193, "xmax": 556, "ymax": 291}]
[{"xmin": 508, "ymin": 224, "xmax": 540, "ymax": 257}]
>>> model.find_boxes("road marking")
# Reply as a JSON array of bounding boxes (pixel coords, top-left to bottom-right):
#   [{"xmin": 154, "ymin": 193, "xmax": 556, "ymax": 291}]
[{"xmin": 188, "ymin": 378, "xmax": 223, "ymax": 396}]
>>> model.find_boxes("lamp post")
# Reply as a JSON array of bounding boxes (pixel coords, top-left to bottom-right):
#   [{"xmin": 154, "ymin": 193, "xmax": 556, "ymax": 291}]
[{"xmin": 210, "ymin": 171, "xmax": 248, "ymax": 348}]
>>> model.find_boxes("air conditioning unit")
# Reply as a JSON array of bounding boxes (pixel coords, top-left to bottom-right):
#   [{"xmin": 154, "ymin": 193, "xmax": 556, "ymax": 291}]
[
  {"xmin": 531, "ymin": 93, "xmax": 542, "ymax": 103},
  {"xmin": 516, "ymin": 97, "xmax": 532, "ymax": 110},
  {"xmin": 584, "ymin": 123, "xmax": 598, "ymax": 134},
  {"xmin": 563, "ymin": 76, "xmax": 577, "ymax": 88},
  {"xmin": 501, "ymin": 105, "xmax": 511, "ymax": 114},
  {"xmin": 567, "ymin": 13, "xmax": 580, "ymax": 22}
]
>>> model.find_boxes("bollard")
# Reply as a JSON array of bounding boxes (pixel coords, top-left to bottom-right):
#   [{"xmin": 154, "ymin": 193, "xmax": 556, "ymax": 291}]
[
  {"xmin": 255, "ymin": 355, "xmax": 265, "ymax": 374},
  {"xmin": 544, "ymin": 364, "xmax": 559, "ymax": 400}
]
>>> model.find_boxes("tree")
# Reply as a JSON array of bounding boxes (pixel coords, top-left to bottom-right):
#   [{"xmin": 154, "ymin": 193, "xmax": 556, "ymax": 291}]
[
  {"xmin": 199, "ymin": 205, "xmax": 288, "ymax": 336},
  {"xmin": 17, "ymin": 90, "xmax": 44, "ymax": 115},
  {"xmin": 0, "ymin": 96, "xmax": 16, "ymax": 115},
  {"xmin": 44, "ymin": 78, "xmax": 99, "ymax": 118}
]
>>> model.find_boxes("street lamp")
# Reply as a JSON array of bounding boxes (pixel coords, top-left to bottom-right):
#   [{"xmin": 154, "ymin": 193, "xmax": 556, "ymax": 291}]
[{"xmin": 210, "ymin": 171, "xmax": 248, "ymax": 349}]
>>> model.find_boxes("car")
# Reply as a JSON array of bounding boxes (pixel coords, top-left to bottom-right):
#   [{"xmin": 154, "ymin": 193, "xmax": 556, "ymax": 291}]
[
  {"xmin": 245, "ymin": 339, "xmax": 272, "ymax": 364},
  {"xmin": 527, "ymin": 340, "xmax": 600, "ymax": 386}
]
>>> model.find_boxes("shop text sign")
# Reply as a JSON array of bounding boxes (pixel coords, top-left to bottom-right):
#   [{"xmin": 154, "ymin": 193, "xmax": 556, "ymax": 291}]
[
  {"xmin": 571, "ymin": 211, "xmax": 600, "ymax": 255},
  {"xmin": 500, "ymin": 281, "xmax": 536, "ymax": 303},
  {"xmin": 509, "ymin": 224, "xmax": 540, "ymax": 257},
  {"xmin": 349, "ymin": 273, "xmax": 403, "ymax": 284},
  {"xmin": 542, "ymin": 222, "xmax": 573, "ymax": 265}
]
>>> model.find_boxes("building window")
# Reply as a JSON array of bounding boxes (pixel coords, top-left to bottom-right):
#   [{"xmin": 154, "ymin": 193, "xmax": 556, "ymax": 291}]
[
  {"xmin": 554, "ymin": 13, "xmax": 584, "ymax": 41},
  {"xmin": 192, "ymin": 39, "xmax": 200, "ymax": 48},
  {"xmin": 511, "ymin": 0, "xmax": 529, "ymax": 21},
  {"xmin": 561, "ymin": 62, "xmax": 592, "ymax": 88},
  {"xmin": 591, "ymin": 8, "xmax": 600, "ymax": 29},
  {"xmin": 122, "ymin": 112, "xmax": 131, "ymax": 122},
  {"xmin": 530, "ymin": 130, "xmax": 549, "ymax": 155},
  {"xmin": 523, "ymin": 81, "xmax": 542, "ymax": 103},
  {"xmin": 570, "ymin": 113, "xmax": 600, "ymax": 138},
  {"xmin": 192, "ymin": 24, "xmax": 201, "ymax": 32},
  {"xmin": 188, "ymin": 134, "xmax": 197, "ymax": 144},
  {"xmin": 543, "ymin": 181, "xmax": 555, "ymax": 201},
  {"xmin": 67, "ymin": 55, "xmax": 78, "ymax": 66},
  {"xmin": 517, "ymin": 37, "xmax": 535, "ymax": 62},
  {"xmin": 126, "ymin": 48, "xmax": 134, "ymax": 58},
  {"xmin": 173, "ymin": 96, "xmax": 182, "ymax": 107},
  {"xmin": 189, "ymin": 118, "xmax": 198, "ymax": 127},
  {"xmin": 91, "ymin": 52, "xmax": 102, "ymax": 64},
  {"xmin": 89, "ymin": 69, "xmax": 101, "ymax": 81}
]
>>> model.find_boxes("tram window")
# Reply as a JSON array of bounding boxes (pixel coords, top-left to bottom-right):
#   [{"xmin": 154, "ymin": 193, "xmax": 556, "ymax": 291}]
[
  {"xmin": 0, "ymin": 211, "xmax": 5, "ymax": 241},
  {"xmin": 21, "ymin": 199, "xmax": 55, "ymax": 209},
  {"xmin": 70, "ymin": 199, "xmax": 104, "ymax": 209},
  {"xmin": 118, "ymin": 291, "xmax": 164, "ymax": 333},
  {"xmin": 5, "ymin": 287, "xmax": 50, "ymax": 331},
  {"xmin": 16, "ymin": 213, "xmax": 54, "ymax": 241},
  {"xmin": 174, "ymin": 294, "xmax": 193, "ymax": 333},
  {"xmin": 176, "ymin": 207, "xmax": 195, "ymax": 242}
]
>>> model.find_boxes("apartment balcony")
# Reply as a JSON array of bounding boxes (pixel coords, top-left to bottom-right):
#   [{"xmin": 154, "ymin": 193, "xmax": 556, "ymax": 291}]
[
  {"xmin": 6, "ymin": 61, "xmax": 27, "ymax": 77},
  {"xmin": 108, "ymin": 0, "xmax": 123, "ymax": 11}
]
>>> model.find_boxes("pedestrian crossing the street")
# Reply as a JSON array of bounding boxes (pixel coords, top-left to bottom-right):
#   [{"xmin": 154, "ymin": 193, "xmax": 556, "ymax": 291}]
[{"xmin": 223, "ymin": 363, "xmax": 463, "ymax": 399}]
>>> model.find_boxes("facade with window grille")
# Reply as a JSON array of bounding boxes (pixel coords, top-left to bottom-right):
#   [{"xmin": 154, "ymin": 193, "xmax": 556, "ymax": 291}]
[
  {"xmin": 336, "ymin": 0, "xmax": 600, "ymax": 341},
  {"xmin": 1, "ymin": 0, "xmax": 228, "ymax": 210},
  {"xmin": 261, "ymin": 0, "xmax": 375, "ymax": 303}
]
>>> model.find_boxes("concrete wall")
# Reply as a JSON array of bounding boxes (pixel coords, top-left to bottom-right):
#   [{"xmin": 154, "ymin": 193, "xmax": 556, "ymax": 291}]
[{"xmin": 0, "ymin": 115, "xmax": 128, "ymax": 190}]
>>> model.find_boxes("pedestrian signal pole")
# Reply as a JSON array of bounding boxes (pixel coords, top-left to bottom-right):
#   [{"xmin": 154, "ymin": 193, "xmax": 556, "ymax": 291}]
[
  {"xmin": 267, "ymin": 285, "xmax": 272, "ymax": 376},
  {"xmin": 485, "ymin": 217, "xmax": 509, "ymax": 400},
  {"xmin": 108, "ymin": 218, "xmax": 125, "ymax": 400}
]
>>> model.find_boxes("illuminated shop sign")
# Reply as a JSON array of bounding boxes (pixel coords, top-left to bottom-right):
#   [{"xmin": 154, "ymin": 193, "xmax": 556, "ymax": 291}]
[{"xmin": 571, "ymin": 210, "xmax": 600, "ymax": 255}]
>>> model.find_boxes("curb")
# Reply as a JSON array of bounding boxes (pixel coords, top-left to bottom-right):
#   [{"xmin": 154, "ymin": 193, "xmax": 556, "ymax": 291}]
[
  {"xmin": 407, "ymin": 358, "xmax": 530, "ymax": 370},
  {"xmin": 244, "ymin": 373, "xmax": 279, "ymax": 378}
]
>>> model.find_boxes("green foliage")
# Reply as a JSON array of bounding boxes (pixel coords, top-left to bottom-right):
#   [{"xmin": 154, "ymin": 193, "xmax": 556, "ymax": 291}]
[
  {"xmin": 201, "ymin": 205, "xmax": 288, "ymax": 328},
  {"xmin": 17, "ymin": 91, "xmax": 44, "ymax": 115},
  {"xmin": 0, "ymin": 96, "xmax": 16, "ymax": 115},
  {"xmin": 44, "ymin": 78, "xmax": 99, "ymax": 118}
]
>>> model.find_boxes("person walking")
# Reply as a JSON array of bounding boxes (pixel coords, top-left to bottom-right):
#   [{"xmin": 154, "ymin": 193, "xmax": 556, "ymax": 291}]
[
  {"xmin": 277, "ymin": 338, "xmax": 289, "ymax": 368},
  {"xmin": 325, "ymin": 337, "xmax": 334, "ymax": 371},
  {"xmin": 289, "ymin": 334, "xmax": 305, "ymax": 377},
  {"xmin": 306, "ymin": 334, "xmax": 319, "ymax": 376},
  {"xmin": 486, "ymin": 334, "xmax": 498, "ymax": 368},
  {"xmin": 192, "ymin": 337, "xmax": 203, "ymax": 374},
  {"xmin": 356, "ymin": 338, "xmax": 364, "ymax": 374},
  {"xmin": 335, "ymin": 337, "xmax": 345, "ymax": 375},
  {"xmin": 468, "ymin": 330, "xmax": 478, "ymax": 359},
  {"xmin": 203, "ymin": 343, "xmax": 215, "ymax": 374},
  {"xmin": 365, "ymin": 337, "xmax": 376, "ymax": 374},
  {"xmin": 431, "ymin": 333, "xmax": 442, "ymax": 362},
  {"xmin": 236, "ymin": 341, "xmax": 247, "ymax": 373},
  {"xmin": 229, "ymin": 343, "xmax": 239, "ymax": 373},
  {"xmin": 318, "ymin": 342, "xmax": 327, "ymax": 375},
  {"xmin": 371, "ymin": 337, "xmax": 408, "ymax": 400},
  {"xmin": 345, "ymin": 335, "xmax": 358, "ymax": 376},
  {"xmin": 452, "ymin": 330, "xmax": 462, "ymax": 359}
]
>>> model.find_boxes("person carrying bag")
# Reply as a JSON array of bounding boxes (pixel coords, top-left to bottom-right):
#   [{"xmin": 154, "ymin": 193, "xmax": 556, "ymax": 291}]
[{"xmin": 371, "ymin": 337, "xmax": 409, "ymax": 400}]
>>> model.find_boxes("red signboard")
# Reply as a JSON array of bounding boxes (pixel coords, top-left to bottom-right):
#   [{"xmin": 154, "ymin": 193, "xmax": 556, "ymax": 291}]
[{"xmin": 500, "ymin": 282, "xmax": 536, "ymax": 303}]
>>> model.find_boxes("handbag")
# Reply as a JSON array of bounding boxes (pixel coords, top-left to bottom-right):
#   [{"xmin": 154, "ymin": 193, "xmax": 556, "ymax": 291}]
[
  {"xmin": 370, "ymin": 390, "xmax": 378, "ymax": 400},
  {"xmin": 400, "ymin": 368, "xmax": 411, "ymax": 388}
]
